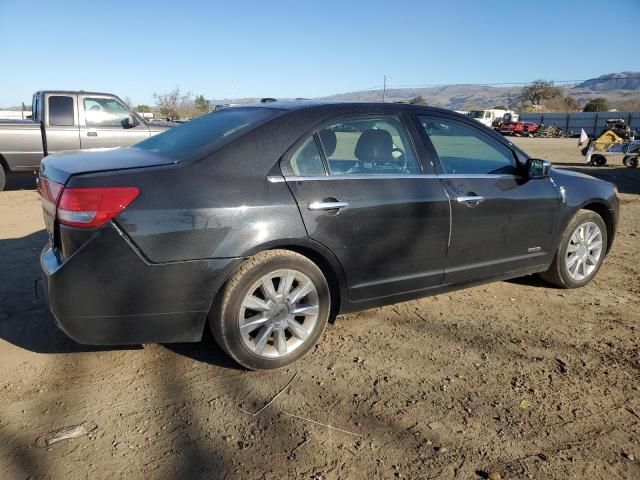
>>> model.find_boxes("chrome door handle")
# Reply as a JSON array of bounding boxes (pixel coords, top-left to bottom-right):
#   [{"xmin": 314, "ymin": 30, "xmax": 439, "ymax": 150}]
[
  {"xmin": 87, "ymin": 131, "xmax": 97, "ymax": 137},
  {"xmin": 456, "ymin": 195, "xmax": 484, "ymax": 208},
  {"xmin": 308, "ymin": 201, "xmax": 349, "ymax": 211}
]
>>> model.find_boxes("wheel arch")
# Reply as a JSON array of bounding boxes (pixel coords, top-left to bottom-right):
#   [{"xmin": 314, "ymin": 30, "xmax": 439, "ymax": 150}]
[
  {"xmin": 206, "ymin": 238, "xmax": 347, "ymax": 336},
  {"xmin": 579, "ymin": 201, "xmax": 615, "ymax": 254}
]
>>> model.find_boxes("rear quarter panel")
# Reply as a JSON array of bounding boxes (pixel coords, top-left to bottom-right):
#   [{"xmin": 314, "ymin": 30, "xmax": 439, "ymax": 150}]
[{"xmin": 69, "ymin": 125, "xmax": 311, "ymax": 264}]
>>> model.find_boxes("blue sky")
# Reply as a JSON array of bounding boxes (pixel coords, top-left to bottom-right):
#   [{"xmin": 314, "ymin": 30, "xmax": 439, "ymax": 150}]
[{"xmin": 1, "ymin": 0, "xmax": 639, "ymax": 106}]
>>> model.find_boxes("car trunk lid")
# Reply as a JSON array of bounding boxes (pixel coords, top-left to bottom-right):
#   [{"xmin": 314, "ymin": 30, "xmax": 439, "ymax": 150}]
[
  {"xmin": 40, "ymin": 147, "xmax": 178, "ymax": 185},
  {"xmin": 38, "ymin": 147, "xmax": 177, "ymax": 247}
]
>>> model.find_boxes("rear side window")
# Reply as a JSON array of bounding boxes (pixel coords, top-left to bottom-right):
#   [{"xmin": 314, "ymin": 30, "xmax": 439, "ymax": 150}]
[
  {"xmin": 49, "ymin": 96, "xmax": 74, "ymax": 126},
  {"xmin": 418, "ymin": 115, "xmax": 515, "ymax": 175},
  {"xmin": 290, "ymin": 136, "xmax": 326, "ymax": 176},
  {"xmin": 319, "ymin": 115, "xmax": 420, "ymax": 175},
  {"xmin": 135, "ymin": 107, "xmax": 281, "ymax": 158}
]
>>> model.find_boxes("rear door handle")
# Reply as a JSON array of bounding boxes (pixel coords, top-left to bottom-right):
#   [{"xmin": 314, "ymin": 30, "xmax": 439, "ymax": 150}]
[
  {"xmin": 308, "ymin": 201, "xmax": 349, "ymax": 211},
  {"xmin": 456, "ymin": 195, "xmax": 484, "ymax": 208},
  {"xmin": 87, "ymin": 131, "xmax": 97, "ymax": 137}
]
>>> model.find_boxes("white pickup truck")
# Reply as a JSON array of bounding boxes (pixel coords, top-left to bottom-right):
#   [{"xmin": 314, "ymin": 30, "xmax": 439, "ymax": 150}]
[
  {"xmin": 469, "ymin": 109, "xmax": 519, "ymax": 128},
  {"xmin": 0, "ymin": 90, "xmax": 173, "ymax": 191}
]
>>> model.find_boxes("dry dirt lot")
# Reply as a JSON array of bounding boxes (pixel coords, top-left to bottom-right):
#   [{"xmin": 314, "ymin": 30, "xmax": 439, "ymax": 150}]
[{"xmin": 0, "ymin": 138, "xmax": 638, "ymax": 479}]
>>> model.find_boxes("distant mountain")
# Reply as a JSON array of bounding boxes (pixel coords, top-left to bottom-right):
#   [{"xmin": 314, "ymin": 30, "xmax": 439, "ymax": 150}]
[
  {"xmin": 574, "ymin": 72, "xmax": 640, "ymax": 91},
  {"xmin": 323, "ymin": 72, "xmax": 640, "ymax": 110}
]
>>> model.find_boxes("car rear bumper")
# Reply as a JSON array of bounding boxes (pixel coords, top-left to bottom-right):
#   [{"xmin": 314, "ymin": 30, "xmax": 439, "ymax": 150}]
[{"xmin": 39, "ymin": 223, "xmax": 243, "ymax": 345}]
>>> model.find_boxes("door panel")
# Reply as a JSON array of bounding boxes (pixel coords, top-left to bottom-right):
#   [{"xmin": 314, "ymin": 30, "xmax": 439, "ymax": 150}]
[
  {"xmin": 287, "ymin": 176, "xmax": 450, "ymax": 301},
  {"xmin": 44, "ymin": 94, "xmax": 81, "ymax": 154},
  {"xmin": 440, "ymin": 175, "xmax": 559, "ymax": 283},
  {"xmin": 415, "ymin": 114, "xmax": 560, "ymax": 284}
]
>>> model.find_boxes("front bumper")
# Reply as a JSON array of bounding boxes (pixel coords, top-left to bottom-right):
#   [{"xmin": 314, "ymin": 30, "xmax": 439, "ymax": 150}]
[{"xmin": 39, "ymin": 224, "xmax": 242, "ymax": 345}]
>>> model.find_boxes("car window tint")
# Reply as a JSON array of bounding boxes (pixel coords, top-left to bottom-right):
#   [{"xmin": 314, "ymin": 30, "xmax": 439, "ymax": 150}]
[
  {"xmin": 418, "ymin": 115, "xmax": 515, "ymax": 174},
  {"xmin": 290, "ymin": 136, "xmax": 326, "ymax": 176},
  {"xmin": 135, "ymin": 107, "xmax": 281, "ymax": 158},
  {"xmin": 319, "ymin": 116, "xmax": 420, "ymax": 176},
  {"xmin": 49, "ymin": 96, "xmax": 74, "ymax": 126},
  {"xmin": 84, "ymin": 97, "xmax": 131, "ymax": 127}
]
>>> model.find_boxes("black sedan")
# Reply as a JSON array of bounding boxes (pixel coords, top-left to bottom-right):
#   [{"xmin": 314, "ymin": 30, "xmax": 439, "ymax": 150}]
[{"xmin": 37, "ymin": 101, "xmax": 619, "ymax": 369}]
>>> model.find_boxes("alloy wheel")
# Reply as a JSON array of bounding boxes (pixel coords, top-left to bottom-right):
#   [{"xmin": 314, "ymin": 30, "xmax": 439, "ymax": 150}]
[
  {"xmin": 565, "ymin": 221, "xmax": 603, "ymax": 281},
  {"xmin": 238, "ymin": 269, "xmax": 319, "ymax": 358}
]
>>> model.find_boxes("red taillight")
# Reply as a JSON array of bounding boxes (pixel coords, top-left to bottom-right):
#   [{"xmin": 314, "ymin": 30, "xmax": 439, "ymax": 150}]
[
  {"xmin": 57, "ymin": 187, "xmax": 139, "ymax": 228},
  {"xmin": 38, "ymin": 178, "xmax": 64, "ymax": 217}
]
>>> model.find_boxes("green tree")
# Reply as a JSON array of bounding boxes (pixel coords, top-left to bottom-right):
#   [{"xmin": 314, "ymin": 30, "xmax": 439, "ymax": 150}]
[
  {"xmin": 135, "ymin": 105, "xmax": 153, "ymax": 113},
  {"xmin": 194, "ymin": 95, "xmax": 211, "ymax": 114},
  {"xmin": 408, "ymin": 95, "xmax": 426, "ymax": 104},
  {"xmin": 493, "ymin": 105, "xmax": 508, "ymax": 110},
  {"xmin": 583, "ymin": 97, "xmax": 609, "ymax": 112}
]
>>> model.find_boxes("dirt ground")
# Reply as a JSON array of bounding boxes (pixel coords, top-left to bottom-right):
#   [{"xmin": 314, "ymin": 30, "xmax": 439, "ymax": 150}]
[{"xmin": 0, "ymin": 138, "xmax": 638, "ymax": 480}]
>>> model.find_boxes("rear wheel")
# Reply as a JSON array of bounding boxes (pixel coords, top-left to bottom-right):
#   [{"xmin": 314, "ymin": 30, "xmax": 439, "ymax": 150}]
[
  {"xmin": 210, "ymin": 250, "xmax": 330, "ymax": 370},
  {"xmin": 540, "ymin": 210, "xmax": 607, "ymax": 288},
  {"xmin": 0, "ymin": 165, "xmax": 6, "ymax": 192},
  {"xmin": 591, "ymin": 154, "xmax": 607, "ymax": 167},
  {"xmin": 623, "ymin": 155, "xmax": 638, "ymax": 168}
]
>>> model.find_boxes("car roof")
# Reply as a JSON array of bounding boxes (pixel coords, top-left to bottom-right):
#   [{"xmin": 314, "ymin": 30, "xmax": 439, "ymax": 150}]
[
  {"xmin": 34, "ymin": 90, "xmax": 123, "ymax": 97},
  {"xmin": 236, "ymin": 99, "xmax": 457, "ymax": 116}
]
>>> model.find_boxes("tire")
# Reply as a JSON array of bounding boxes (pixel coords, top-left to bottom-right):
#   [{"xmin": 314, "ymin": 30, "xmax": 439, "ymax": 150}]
[
  {"xmin": 590, "ymin": 154, "xmax": 607, "ymax": 167},
  {"xmin": 0, "ymin": 165, "xmax": 6, "ymax": 192},
  {"xmin": 209, "ymin": 249, "xmax": 330, "ymax": 370},
  {"xmin": 539, "ymin": 210, "xmax": 608, "ymax": 289},
  {"xmin": 623, "ymin": 155, "xmax": 638, "ymax": 168}
]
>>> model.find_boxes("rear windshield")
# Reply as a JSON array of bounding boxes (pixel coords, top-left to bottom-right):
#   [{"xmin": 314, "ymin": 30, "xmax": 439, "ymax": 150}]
[{"xmin": 134, "ymin": 107, "xmax": 281, "ymax": 158}]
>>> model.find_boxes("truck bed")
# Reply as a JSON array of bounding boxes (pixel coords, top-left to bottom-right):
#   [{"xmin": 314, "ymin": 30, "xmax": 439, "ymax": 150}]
[{"xmin": 0, "ymin": 120, "xmax": 44, "ymax": 171}]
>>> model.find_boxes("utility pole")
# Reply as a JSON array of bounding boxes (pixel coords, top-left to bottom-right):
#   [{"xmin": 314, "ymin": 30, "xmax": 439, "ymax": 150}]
[{"xmin": 382, "ymin": 75, "xmax": 387, "ymax": 102}]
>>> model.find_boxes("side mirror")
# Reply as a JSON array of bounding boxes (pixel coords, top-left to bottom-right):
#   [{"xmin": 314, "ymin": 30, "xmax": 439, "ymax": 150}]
[
  {"xmin": 122, "ymin": 115, "xmax": 137, "ymax": 129},
  {"xmin": 526, "ymin": 158, "xmax": 551, "ymax": 178}
]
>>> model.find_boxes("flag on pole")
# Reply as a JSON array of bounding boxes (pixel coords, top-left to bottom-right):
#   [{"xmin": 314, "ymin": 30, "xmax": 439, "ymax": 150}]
[{"xmin": 578, "ymin": 128, "xmax": 589, "ymax": 148}]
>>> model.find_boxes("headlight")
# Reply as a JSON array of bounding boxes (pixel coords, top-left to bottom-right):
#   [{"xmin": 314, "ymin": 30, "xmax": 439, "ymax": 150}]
[{"xmin": 613, "ymin": 184, "xmax": 619, "ymax": 196}]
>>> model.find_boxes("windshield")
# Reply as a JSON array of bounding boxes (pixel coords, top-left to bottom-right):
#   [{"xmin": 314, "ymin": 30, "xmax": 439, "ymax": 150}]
[
  {"xmin": 134, "ymin": 107, "xmax": 281, "ymax": 158},
  {"xmin": 469, "ymin": 111, "xmax": 486, "ymax": 119}
]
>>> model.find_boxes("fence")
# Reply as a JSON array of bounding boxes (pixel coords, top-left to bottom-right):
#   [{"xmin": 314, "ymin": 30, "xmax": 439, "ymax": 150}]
[{"xmin": 518, "ymin": 112, "xmax": 640, "ymax": 136}]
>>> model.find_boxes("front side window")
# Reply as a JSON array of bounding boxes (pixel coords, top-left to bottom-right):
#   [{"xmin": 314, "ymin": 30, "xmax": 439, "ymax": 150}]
[
  {"xmin": 48, "ymin": 96, "xmax": 74, "ymax": 126},
  {"xmin": 84, "ymin": 97, "xmax": 132, "ymax": 127},
  {"xmin": 418, "ymin": 115, "xmax": 515, "ymax": 175},
  {"xmin": 319, "ymin": 115, "xmax": 420, "ymax": 175}
]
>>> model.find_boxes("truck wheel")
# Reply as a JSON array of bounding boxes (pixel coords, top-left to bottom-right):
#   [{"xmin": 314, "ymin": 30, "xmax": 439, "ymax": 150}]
[
  {"xmin": 0, "ymin": 165, "xmax": 6, "ymax": 192},
  {"xmin": 623, "ymin": 155, "xmax": 638, "ymax": 168},
  {"xmin": 539, "ymin": 210, "xmax": 607, "ymax": 289},
  {"xmin": 210, "ymin": 249, "xmax": 330, "ymax": 370},
  {"xmin": 590, "ymin": 154, "xmax": 607, "ymax": 167}
]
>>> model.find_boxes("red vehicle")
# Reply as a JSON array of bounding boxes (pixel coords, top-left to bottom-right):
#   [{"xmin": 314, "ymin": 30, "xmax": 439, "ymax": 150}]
[{"xmin": 498, "ymin": 121, "xmax": 539, "ymax": 136}]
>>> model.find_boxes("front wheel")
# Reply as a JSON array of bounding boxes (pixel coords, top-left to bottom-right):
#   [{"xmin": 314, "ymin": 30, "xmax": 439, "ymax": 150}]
[
  {"xmin": 0, "ymin": 165, "xmax": 6, "ymax": 192},
  {"xmin": 591, "ymin": 154, "xmax": 607, "ymax": 167},
  {"xmin": 210, "ymin": 250, "xmax": 330, "ymax": 370},
  {"xmin": 623, "ymin": 155, "xmax": 638, "ymax": 168},
  {"xmin": 540, "ymin": 210, "xmax": 607, "ymax": 288}
]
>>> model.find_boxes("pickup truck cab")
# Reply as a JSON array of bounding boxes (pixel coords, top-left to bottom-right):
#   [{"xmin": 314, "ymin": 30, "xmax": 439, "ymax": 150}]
[{"xmin": 0, "ymin": 90, "xmax": 172, "ymax": 191}]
